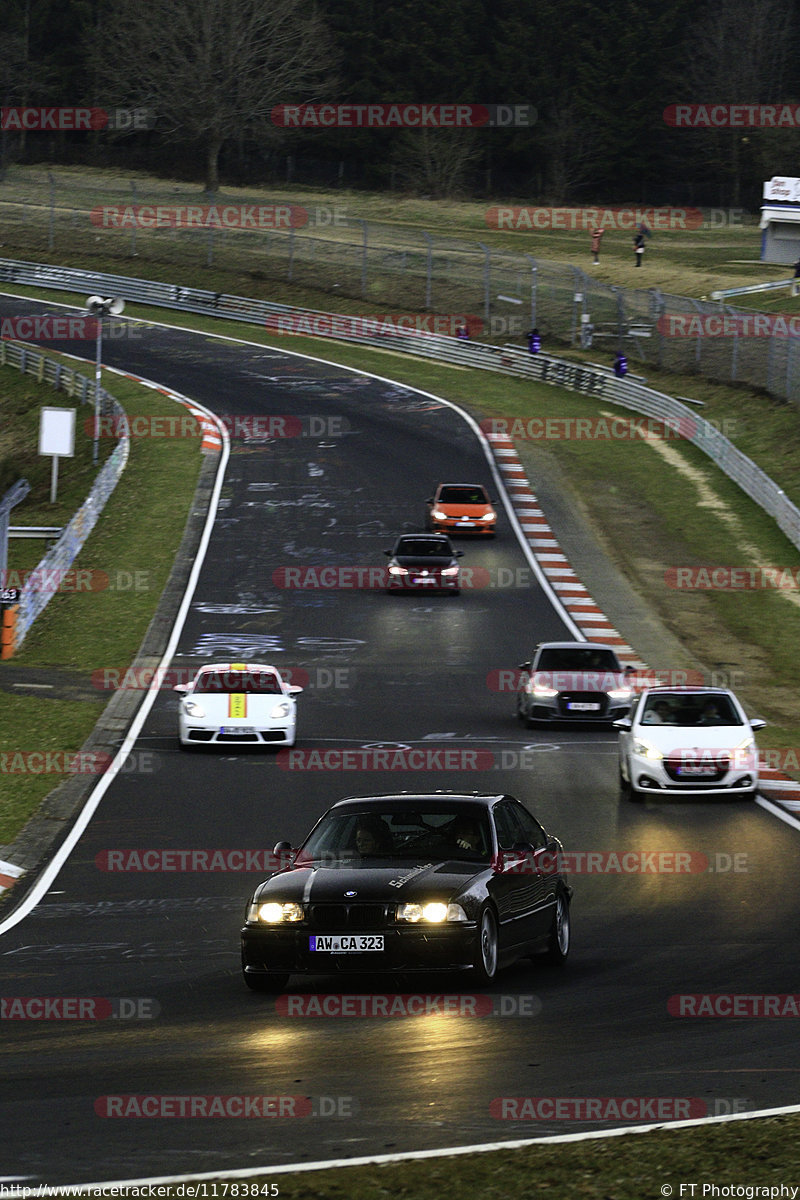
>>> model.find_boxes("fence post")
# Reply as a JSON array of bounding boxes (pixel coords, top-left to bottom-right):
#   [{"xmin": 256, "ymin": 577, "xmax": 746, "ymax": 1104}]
[
  {"xmin": 422, "ymin": 231, "xmax": 433, "ymax": 310},
  {"xmin": 478, "ymin": 243, "xmax": 491, "ymax": 327}
]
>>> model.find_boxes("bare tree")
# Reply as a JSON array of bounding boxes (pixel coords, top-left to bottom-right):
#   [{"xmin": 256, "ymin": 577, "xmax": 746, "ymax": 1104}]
[
  {"xmin": 92, "ymin": 0, "xmax": 337, "ymax": 192},
  {"xmin": 391, "ymin": 128, "xmax": 483, "ymax": 198},
  {"xmin": 680, "ymin": 0, "xmax": 796, "ymax": 205}
]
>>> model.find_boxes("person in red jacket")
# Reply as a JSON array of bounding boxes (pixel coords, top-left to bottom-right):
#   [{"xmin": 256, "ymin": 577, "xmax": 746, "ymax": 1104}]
[{"xmin": 591, "ymin": 226, "xmax": 605, "ymax": 264}]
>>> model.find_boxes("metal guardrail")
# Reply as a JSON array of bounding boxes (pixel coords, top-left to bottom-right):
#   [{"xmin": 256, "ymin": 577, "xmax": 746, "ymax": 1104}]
[
  {"xmin": 3, "ymin": 256, "xmax": 800, "ymax": 561},
  {"xmin": 710, "ymin": 279, "xmax": 795, "ymax": 300},
  {"xmin": 0, "ymin": 336, "xmax": 129, "ymax": 650}
]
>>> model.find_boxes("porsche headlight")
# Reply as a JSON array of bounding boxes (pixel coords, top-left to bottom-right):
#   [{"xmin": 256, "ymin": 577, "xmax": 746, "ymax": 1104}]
[
  {"xmin": 632, "ymin": 737, "xmax": 663, "ymax": 761},
  {"xmin": 396, "ymin": 902, "xmax": 468, "ymax": 923},
  {"xmin": 183, "ymin": 699, "xmax": 205, "ymax": 718},
  {"xmin": 249, "ymin": 901, "xmax": 304, "ymax": 924},
  {"xmin": 270, "ymin": 700, "xmax": 292, "ymax": 719}
]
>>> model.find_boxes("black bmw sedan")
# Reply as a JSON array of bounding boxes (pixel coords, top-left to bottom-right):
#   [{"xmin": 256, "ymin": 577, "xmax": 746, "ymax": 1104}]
[{"xmin": 241, "ymin": 792, "xmax": 571, "ymax": 992}]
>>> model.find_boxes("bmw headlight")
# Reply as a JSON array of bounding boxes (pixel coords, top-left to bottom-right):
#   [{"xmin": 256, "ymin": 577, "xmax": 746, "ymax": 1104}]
[
  {"xmin": 632, "ymin": 738, "xmax": 663, "ymax": 761},
  {"xmin": 183, "ymin": 699, "xmax": 205, "ymax": 718},
  {"xmin": 249, "ymin": 900, "xmax": 304, "ymax": 924},
  {"xmin": 388, "ymin": 564, "xmax": 408, "ymax": 576},
  {"xmin": 441, "ymin": 566, "xmax": 459, "ymax": 577},
  {"xmin": 396, "ymin": 902, "xmax": 468, "ymax": 923}
]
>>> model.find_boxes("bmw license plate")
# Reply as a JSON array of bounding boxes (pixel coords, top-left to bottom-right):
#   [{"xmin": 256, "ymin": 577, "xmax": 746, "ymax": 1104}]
[
  {"xmin": 567, "ymin": 702, "xmax": 600, "ymax": 711},
  {"xmin": 309, "ymin": 935, "xmax": 384, "ymax": 952},
  {"xmin": 412, "ymin": 577, "xmax": 435, "ymax": 584}
]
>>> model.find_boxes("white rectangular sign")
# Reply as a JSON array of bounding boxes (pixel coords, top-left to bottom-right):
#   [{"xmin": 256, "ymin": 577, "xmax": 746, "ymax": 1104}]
[
  {"xmin": 763, "ymin": 177, "xmax": 800, "ymax": 203},
  {"xmin": 39, "ymin": 407, "xmax": 76, "ymax": 457}
]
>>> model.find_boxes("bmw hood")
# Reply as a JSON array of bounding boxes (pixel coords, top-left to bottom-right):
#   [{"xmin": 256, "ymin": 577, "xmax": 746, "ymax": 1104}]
[{"xmin": 254, "ymin": 861, "xmax": 481, "ymax": 903}]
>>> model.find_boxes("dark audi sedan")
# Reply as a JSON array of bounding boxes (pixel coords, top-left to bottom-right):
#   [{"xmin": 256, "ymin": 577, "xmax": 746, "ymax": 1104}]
[
  {"xmin": 383, "ymin": 533, "xmax": 463, "ymax": 593},
  {"xmin": 241, "ymin": 793, "xmax": 572, "ymax": 992}
]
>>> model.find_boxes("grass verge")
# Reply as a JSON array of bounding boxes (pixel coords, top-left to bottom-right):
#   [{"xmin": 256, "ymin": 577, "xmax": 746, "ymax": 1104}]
[{"xmin": 0, "ymin": 361, "xmax": 202, "ymax": 843}]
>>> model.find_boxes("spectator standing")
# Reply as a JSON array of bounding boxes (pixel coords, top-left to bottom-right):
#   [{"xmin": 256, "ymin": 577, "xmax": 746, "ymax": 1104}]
[
  {"xmin": 590, "ymin": 226, "xmax": 605, "ymax": 264},
  {"xmin": 456, "ymin": 322, "xmax": 470, "ymax": 340},
  {"xmin": 613, "ymin": 352, "xmax": 628, "ymax": 377},
  {"xmin": 527, "ymin": 327, "xmax": 541, "ymax": 354},
  {"xmin": 633, "ymin": 231, "xmax": 645, "ymax": 267}
]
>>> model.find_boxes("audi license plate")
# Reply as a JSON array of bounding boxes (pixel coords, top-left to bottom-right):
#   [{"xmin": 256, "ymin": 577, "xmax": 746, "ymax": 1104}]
[
  {"xmin": 309, "ymin": 935, "xmax": 384, "ymax": 952},
  {"xmin": 567, "ymin": 702, "xmax": 600, "ymax": 711}
]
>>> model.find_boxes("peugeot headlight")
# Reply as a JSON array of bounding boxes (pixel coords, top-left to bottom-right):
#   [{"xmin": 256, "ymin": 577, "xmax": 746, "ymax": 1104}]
[
  {"xmin": 249, "ymin": 900, "xmax": 304, "ymax": 924},
  {"xmin": 396, "ymin": 902, "xmax": 468, "ymax": 923},
  {"xmin": 632, "ymin": 737, "xmax": 663, "ymax": 761}
]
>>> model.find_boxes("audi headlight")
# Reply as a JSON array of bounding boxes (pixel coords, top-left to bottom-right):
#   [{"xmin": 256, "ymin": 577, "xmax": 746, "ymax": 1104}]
[
  {"xmin": 608, "ymin": 687, "xmax": 633, "ymax": 701},
  {"xmin": 632, "ymin": 738, "xmax": 663, "ymax": 761},
  {"xmin": 249, "ymin": 901, "xmax": 304, "ymax": 924},
  {"xmin": 396, "ymin": 902, "xmax": 468, "ymax": 923},
  {"xmin": 532, "ymin": 685, "xmax": 558, "ymax": 698}
]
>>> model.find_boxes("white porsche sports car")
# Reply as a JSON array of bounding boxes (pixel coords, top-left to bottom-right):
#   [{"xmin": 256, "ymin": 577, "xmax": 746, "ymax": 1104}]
[{"xmin": 175, "ymin": 663, "xmax": 302, "ymax": 748}]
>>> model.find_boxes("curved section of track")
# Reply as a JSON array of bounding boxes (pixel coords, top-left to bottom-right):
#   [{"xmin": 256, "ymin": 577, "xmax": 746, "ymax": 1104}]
[{"xmin": 0, "ymin": 302, "xmax": 798, "ymax": 1184}]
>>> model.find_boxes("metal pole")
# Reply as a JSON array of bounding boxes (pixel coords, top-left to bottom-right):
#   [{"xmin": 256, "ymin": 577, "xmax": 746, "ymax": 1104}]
[
  {"xmin": 422, "ymin": 232, "xmax": 433, "ymax": 310},
  {"xmin": 478, "ymin": 243, "xmax": 490, "ymax": 326},
  {"xmin": 93, "ymin": 313, "xmax": 102, "ymax": 466},
  {"xmin": 524, "ymin": 255, "xmax": 537, "ymax": 329}
]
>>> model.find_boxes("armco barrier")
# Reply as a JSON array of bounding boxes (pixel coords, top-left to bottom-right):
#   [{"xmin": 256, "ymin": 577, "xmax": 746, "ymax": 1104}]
[
  {"xmin": 0, "ymin": 338, "xmax": 130, "ymax": 650},
  {"xmin": 2, "ymin": 257, "xmax": 800, "ymax": 556}
]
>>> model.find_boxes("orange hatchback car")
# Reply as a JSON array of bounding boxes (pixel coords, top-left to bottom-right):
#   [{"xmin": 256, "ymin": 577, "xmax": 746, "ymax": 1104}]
[{"xmin": 426, "ymin": 483, "xmax": 497, "ymax": 536}]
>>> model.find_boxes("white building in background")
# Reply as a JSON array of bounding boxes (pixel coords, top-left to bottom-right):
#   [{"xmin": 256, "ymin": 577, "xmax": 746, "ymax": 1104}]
[{"xmin": 761, "ymin": 177, "xmax": 800, "ymax": 263}]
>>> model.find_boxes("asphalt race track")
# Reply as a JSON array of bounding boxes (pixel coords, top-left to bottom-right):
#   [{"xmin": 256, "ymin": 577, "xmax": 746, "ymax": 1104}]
[{"xmin": 1, "ymin": 302, "xmax": 799, "ymax": 1185}]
